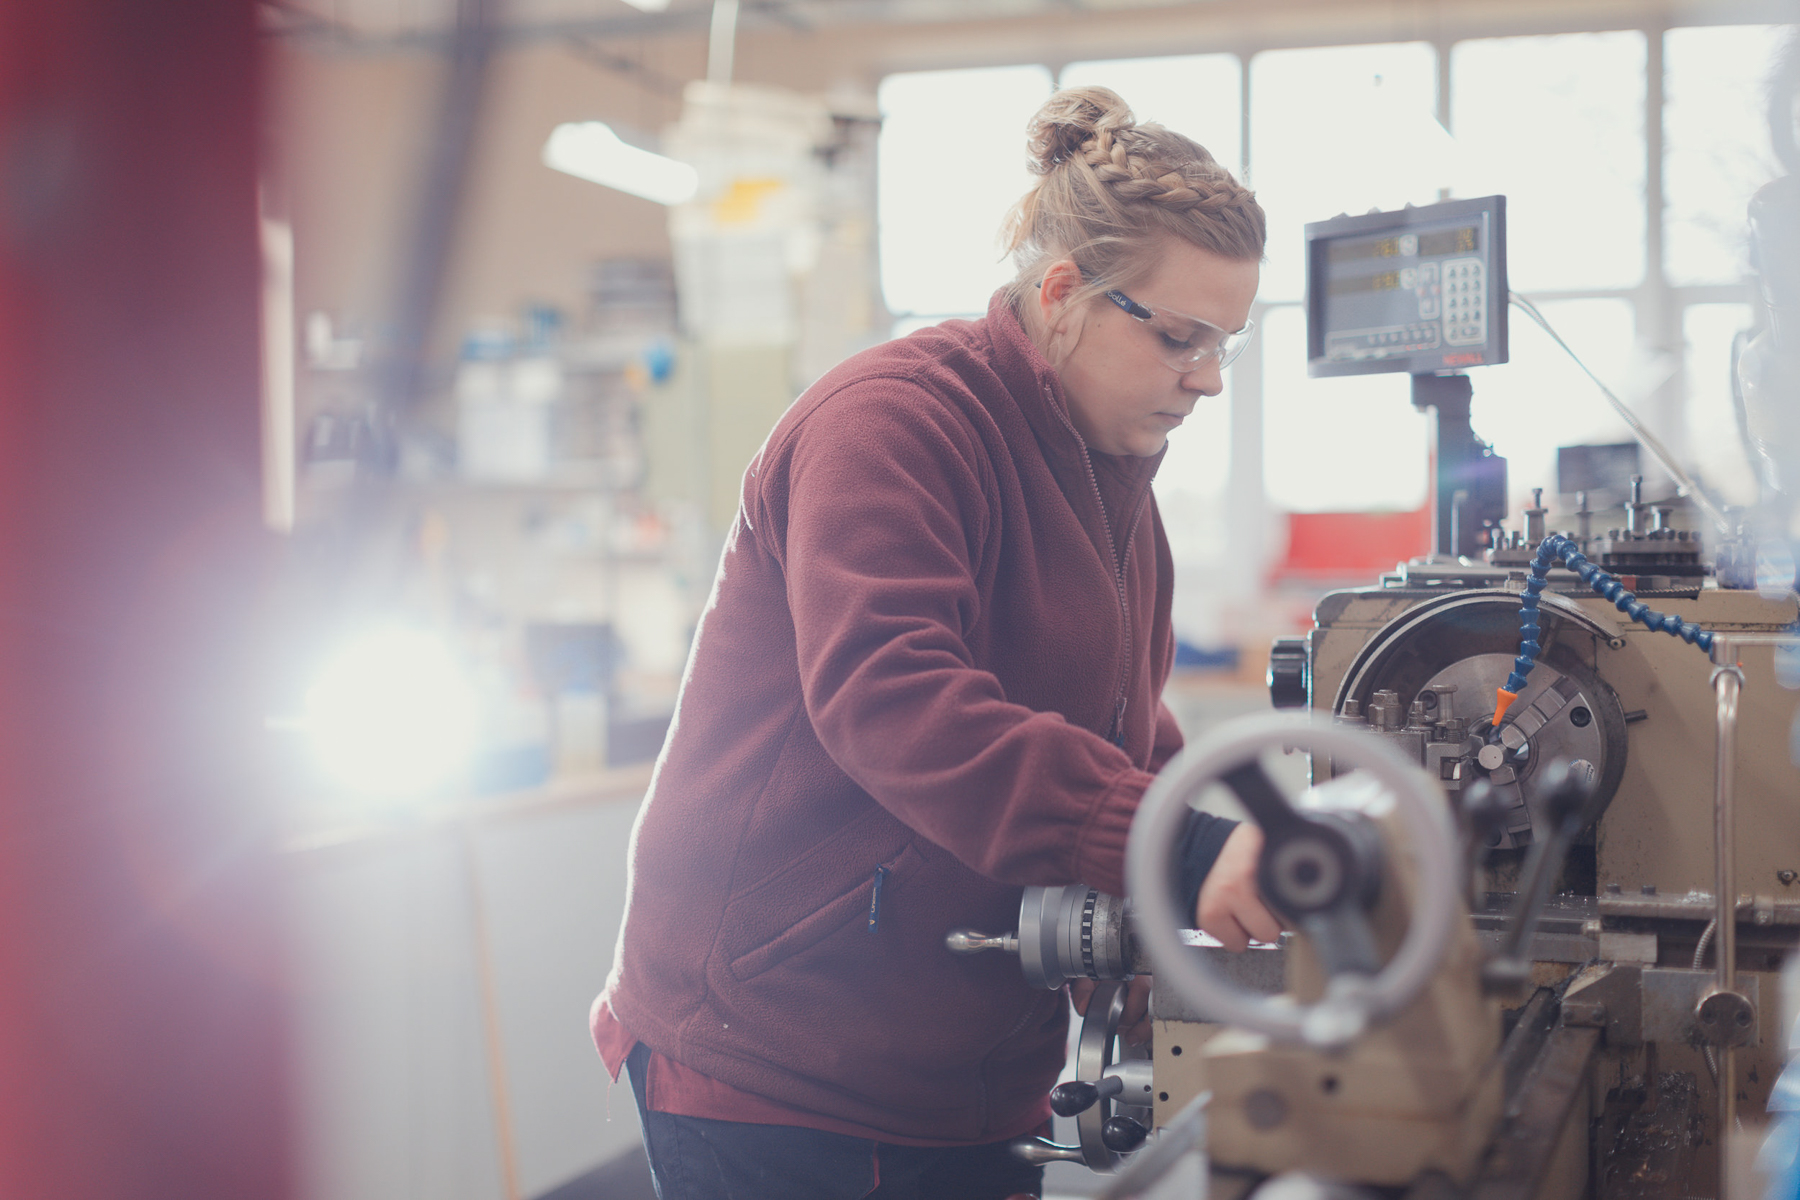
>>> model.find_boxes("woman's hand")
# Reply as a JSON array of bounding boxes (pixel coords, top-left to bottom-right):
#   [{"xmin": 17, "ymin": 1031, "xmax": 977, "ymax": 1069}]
[
  {"xmin": 1068, "ymin": 825, "xmax": 1278, "ymax": 1045},
  {"xmin": 1068, "ymin": 975, "xmax": 1153, "ymax": 1046},
  {"xmin": 1194, "ymin": 824, "xmax": 1282, "ymax": 952}
]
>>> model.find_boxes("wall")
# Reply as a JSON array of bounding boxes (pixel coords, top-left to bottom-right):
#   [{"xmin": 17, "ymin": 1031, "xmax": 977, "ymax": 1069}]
[{"xmin": 287, "ymin": 793, "xmax": 650, "ymax": 1200}]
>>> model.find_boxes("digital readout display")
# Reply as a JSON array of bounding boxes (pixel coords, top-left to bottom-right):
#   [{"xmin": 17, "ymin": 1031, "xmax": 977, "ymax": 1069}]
[
  {"xmin": 1326, "ymin": 224, "xmax": 1480, "ymax": 264},
  {"xmin": 1305, "ymin": 194, "xmax": 1505, "ymax": 376},
  {"xmin": 1326, "ymin": 270, "xmax": 1403, "ymax": 296},
  {"xmin": 1316, "ymin": 212, "xmax": 1492, "ymax": 362}
]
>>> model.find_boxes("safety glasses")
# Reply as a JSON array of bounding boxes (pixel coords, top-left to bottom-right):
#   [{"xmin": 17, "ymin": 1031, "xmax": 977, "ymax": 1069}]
[{"xmin": 1102, "ymin": 289, "xmax": 1256, "ymax": 372}]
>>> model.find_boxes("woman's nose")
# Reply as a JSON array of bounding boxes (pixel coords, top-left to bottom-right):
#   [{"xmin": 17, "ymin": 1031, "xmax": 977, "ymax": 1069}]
[{"xmin": 1179, "ymin": 359, "xmax": 1224, "ymax": 397}]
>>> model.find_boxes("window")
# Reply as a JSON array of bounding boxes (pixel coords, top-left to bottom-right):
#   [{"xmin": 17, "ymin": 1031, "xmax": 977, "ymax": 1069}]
[
  {"xmin": 1452, "ymin": 32, "xmax": 1647, "ymax": 292},
  {"xmin": 1153, "ymin": 378, "xmax": 1234, "ymax": 559},
  {"xmin": 871, "ymin": 16, "xmax": 1787, "ymax": 635},
  {"xmin": 1666, "ymin": 25, "xmax": 1790, "ymax": 285},
  {"xmin": 1059, "ymin": 54, "xmax": 1243, "ymax": 177},
  {"xmin": 1683, "ymin": 303, "xmax": 1761, "ymax": 506},
  {"xmin": 1249, "ymin": 42, "xmax": 1440, "ymax": 303},
  {"xmin": 1249, "ymin": 42, "xmax": 1441, "ymax": 513},
  {"xmin": 876, "ymin": 65, "xmax": 1053, "ymax": 321},
  {"xmin": 1261, "ymin": 305, "xmax": 1428, "ymax": 513},
  {"xmin": 1472, "ymin": 299, "xmax": 1638, "ymax": 503}
]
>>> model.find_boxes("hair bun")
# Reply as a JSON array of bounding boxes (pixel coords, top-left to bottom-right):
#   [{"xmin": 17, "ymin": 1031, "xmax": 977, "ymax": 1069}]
[{"xmin": 1025, "ymin": 86, "xmax": 1134, "ymax": 176}]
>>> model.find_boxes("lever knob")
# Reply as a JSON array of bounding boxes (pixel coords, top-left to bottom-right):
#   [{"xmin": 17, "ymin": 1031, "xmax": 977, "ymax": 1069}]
[
  {"xmin": 1100, "ymin": 1115, "xmax": 1149, "ymax": 1153},
  {"xmin": 944, "ymin": 928, "xmax": 1019, "ymax": 955},
  {"xmin": 1048, "ymin": 1075, "xmax": 1122, "ymax": 1117},
  {"xmin": 1008, "ymin": 1137, "xmax": 1086, "ymax": 1165}
]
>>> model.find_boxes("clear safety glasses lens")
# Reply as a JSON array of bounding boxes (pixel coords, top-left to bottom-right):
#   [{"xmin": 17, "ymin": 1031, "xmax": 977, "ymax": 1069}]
[
  {"xmin": 1103, "ymin": 289, "xmax": 1255, "ymax": 372},
  {"xmin": 1147, "ymin": 312, "xmax": 1256, "ymax": 372}
]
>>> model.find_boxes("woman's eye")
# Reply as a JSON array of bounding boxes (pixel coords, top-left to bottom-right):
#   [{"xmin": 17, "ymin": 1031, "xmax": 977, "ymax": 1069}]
[{"xmin": 1158, "ymin": 331, "xmax": 1199, "ymax": 351}]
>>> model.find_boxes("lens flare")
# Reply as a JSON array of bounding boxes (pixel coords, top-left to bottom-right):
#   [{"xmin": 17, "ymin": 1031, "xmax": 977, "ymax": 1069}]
[{"xmin": 304, "ymin": 629, "xmax": 478, "ymax": 797}]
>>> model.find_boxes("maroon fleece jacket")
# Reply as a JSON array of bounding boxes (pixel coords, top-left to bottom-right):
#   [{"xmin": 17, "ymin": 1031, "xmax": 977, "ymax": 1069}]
[{"xmin": 597, "ymin": 292, "xmax": 1196, "ymax": 1144}]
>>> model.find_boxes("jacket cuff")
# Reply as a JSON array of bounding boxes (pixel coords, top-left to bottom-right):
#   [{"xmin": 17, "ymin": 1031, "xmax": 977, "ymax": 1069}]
[
  {"xmin": 1176, "ymin": 812, "xmax": 1239, "ymax": 925},
  {"xmin": 1073, "ymin": 769, "xmax": 1144, "ymax": 899}
]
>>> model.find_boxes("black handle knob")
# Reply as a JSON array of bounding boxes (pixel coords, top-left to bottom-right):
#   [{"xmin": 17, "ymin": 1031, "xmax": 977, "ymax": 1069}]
[
  {"xmin": 1538, "ymin": 758, "xmax": 1593, "ymax": 830},
  {"xmin": 1267, "ymin": 637, "xmax": 1310, "ymax": 709},
  {"xmin": 1048, "ymin": 1075, "xmax": 1121, "ymax": 1117},
  {"xmin": 1460, "ymin": 779, "xmax": 1509, "ymax": 848},
  {"xmin": 1101, "ymin": 1115, "xmax": 1149, "ymax": 1153}
]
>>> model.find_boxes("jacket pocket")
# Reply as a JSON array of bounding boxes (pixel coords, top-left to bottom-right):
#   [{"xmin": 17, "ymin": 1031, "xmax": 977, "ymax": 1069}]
[{"xmin": 726, "ymin": 838, "xmax": 924, "ymax": 982}]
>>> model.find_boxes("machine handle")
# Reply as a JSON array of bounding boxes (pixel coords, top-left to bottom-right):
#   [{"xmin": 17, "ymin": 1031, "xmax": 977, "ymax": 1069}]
[
  {"xmin": 1483, "ymin": 759, "xmax": 1591, "ymax": 994},
  {"xmin": 1008, "ymin": 1137, "xmax": 1087, "ymax": 1165},
  {"xmin": 1101, "ymin": 1115, "xmax": 1150, "ymax": 1153},
  {"xmin": 1126, "ymin": 715, "xmax": 1461, "ymax": 1049},
  {"xmin": 944, "ymin": 928, "xmax": 1018, "ymax": 955},
  {"xmin": 1223, "ymin": 759, "xmax": 1386, "ymax": 980},
  {"xmin": 1222, "ymin": 760, "xmax": 1380, "ymax": 919},
  {"xmin": 1049, "ymin": 1075, "xmax": 1122, "ymax": 1117}
]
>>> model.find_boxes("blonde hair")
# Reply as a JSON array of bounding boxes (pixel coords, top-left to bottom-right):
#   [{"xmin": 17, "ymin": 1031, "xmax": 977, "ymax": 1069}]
[{"xmin": 1002, "ymin": 86, "xmax": 1265, "ymax": 313}]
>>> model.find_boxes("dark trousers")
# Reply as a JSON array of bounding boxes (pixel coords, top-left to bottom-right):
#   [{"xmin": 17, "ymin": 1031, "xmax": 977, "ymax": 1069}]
[{"xmin": 625, "ymin": 1043, "xmax": 1045, "ymax": 1200}]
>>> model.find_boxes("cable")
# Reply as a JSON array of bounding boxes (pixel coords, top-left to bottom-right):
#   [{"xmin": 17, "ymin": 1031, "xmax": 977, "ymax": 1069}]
[
  {"xmin": 1694, "ymin": 917, "xmax": 1717, "ymax": 969},
  {"xmin": 1508, "ymin": 292, "xmax": 1733, "ymax": 535},
  {"xmin": 1494, "ymin": 533, "xmax": 1717, "ymax": 726}
]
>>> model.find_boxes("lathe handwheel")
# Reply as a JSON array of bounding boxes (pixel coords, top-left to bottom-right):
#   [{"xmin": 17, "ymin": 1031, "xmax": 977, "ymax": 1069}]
[
  {"xmin": 1125, "ymin": 714, "xmax": 1460, "ymax": 1048},
  {"xmin": 1070, "ymin": 979, "xmax": 1149, "ymax": 1172}
]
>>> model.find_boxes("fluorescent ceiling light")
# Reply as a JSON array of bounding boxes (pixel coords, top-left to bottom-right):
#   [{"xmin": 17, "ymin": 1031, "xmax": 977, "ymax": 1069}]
[
  {"xmin": 618, "ymin": 0, "xmax": 671, "ymax": 10},
  {"xmin": 543, "ymin": 121, "xmax": 698, "ymax": 206}
]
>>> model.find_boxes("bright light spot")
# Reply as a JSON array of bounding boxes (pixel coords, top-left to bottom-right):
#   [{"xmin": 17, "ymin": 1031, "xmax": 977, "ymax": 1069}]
[
  {"xmin": 543, "ymin": 122, "xmax": 699, "ymax": 206},
  {"xmin": 305, "ymin": 629, "xmax": 478, "ymax": 797},
  {"xmin": 617, "ymin": 0, "xmax": 670, "ymax": 10}
]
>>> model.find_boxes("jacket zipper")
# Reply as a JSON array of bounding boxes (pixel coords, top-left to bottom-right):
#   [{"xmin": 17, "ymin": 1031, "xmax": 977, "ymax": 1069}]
[{"xmin": 1046, "ymin": 387, "xmax": 1152, "ymax": 747}]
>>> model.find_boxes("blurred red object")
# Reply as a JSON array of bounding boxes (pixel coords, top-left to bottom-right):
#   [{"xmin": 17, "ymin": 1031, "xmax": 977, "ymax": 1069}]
[
  {"xmin": 1270, "ymin": 506, "xmax": 1433, "ymax": 585},
  {"xmin": 0, "ymin": 3, "xmax": 293, "ymax": 1199}
]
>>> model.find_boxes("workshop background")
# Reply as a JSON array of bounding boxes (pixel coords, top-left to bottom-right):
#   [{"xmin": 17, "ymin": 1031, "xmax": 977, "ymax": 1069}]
[{"xmin": 0, "ymin": 1, "xmax": 1792, "ymax": 1199}]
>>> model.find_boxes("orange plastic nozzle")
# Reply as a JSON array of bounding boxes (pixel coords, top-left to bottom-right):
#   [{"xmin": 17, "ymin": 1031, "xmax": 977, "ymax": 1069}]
[{"xmin": 1492, "ymin": 688, "xmax": 1519, "ymax": 727}]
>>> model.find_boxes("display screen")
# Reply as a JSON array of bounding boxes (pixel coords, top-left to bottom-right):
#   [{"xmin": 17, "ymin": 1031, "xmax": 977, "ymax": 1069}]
[
  {"xmin": 1326, "ymin": 225, "xmax": 1480, "ymax": 264},
  {"xmin": 1325, "ymin": 270, "xmax": 1403, "ymax": 296},
  {"xmin": 1305, "ymin": 197, "xmax": 1506, "ymax": 376}
]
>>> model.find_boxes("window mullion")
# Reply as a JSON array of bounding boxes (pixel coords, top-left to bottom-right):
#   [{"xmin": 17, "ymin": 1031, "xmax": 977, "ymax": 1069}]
[
  {"xmin": 1640, "ymin": 20, "xmax": 1685, "ymax": 457},
  {"xmin": 1228, "ymin": 52, "xmax": 1268, "ymax": 589}
]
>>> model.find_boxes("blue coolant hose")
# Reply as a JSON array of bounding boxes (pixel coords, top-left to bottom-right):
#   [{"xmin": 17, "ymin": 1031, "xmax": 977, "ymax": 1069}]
[{"xmin": 1494, "ymin": 533, "xmax": 1716, "ymax": 727}]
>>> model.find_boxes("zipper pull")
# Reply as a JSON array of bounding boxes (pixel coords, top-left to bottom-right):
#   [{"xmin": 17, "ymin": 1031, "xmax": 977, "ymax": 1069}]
[
  {"xmin": 867, "ymin": 865, "xmax": 890, "ymax": 933},
  {"xmin": 1108, "ymin": 698, "xmax": 1127, "ymax": 747}
]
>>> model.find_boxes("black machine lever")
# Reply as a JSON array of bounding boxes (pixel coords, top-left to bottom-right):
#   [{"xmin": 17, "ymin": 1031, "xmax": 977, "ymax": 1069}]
[
  {"xmin": 1049, "ymin": 1075, "xmax": 1122, "ymax": 1117},
  {"xmin": 1222, "ymin": 759, "xmax": 1385, "ymax": 976},
  {"xmin": 1222, "ymin": 761, "xmax": 1379, "ymax": 917},
  {"xmin": 1482, "ymin": 759, "xmax": 1592, "ymax": 995},
  {"xmin": 1101, "ymin": 1115, "xmax": 1150, "ymax": 1154}
]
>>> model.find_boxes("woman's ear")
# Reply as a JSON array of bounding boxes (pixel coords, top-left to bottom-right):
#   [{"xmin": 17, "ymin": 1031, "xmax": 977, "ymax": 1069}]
[{"xmin": 1037, "ymin": 258, "xmax": 1082, "ymax": 328}]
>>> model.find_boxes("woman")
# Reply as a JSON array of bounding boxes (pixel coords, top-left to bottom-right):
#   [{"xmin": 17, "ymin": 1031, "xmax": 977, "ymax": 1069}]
[{"xmin": 592, "ymin": 85, "xmax": 1280, "ymax": 1199}]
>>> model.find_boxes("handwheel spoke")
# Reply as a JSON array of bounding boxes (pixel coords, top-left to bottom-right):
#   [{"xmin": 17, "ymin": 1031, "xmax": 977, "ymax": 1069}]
[
  {"xmin": 1221, "ymin": 759, "xmax": 1305, "ymax": 834},
  {"xmin": 1127, "ymin": 714, "xmax": 1462, "ymax": 1049}
]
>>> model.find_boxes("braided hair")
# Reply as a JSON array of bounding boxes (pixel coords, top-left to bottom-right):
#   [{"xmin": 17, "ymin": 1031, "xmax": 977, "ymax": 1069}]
[{"xmin": 1003, "ymin": 86, "xmax": 1264, "ymax": 312}]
